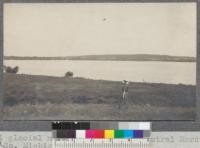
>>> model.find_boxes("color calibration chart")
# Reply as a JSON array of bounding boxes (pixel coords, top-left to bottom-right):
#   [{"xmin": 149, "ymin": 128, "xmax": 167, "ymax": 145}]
[{"xmin": 52, "ymin": 122, "xmax": 151, "ymax": 148}]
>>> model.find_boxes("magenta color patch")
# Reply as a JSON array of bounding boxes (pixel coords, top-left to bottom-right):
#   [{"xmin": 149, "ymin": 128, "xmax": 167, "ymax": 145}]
[{"xmin": 86, "ymin": 130, "xmax": 95, "ymax": 138}]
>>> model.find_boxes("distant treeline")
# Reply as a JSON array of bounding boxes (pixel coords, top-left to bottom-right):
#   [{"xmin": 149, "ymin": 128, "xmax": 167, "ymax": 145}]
[{"xmin": 4, "ymin": 54, "xmax": 196, "ymax": 62}]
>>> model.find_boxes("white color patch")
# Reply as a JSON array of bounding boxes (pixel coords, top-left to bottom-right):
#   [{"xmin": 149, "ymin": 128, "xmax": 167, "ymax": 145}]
[{"xmin": 76, "ymin": 130, "xmax": 86, "ymax": 138}]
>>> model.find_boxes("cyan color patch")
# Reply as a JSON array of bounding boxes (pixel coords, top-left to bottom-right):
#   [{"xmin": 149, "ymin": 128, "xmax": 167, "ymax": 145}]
[{"xmin": 124, "ymin": 130, "xmax": 133, "ymax": 138}]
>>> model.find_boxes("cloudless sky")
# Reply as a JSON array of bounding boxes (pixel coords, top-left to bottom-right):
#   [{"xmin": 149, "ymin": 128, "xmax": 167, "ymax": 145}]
[{"xmin": 4, "ymin": 3, "xmax": 196, "ymax": 57}]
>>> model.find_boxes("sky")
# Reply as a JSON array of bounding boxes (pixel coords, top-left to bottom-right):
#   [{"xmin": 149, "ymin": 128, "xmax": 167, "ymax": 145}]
[{"xmin": 4, "ymin": 3, "xmax": 196, "ymax": 57}]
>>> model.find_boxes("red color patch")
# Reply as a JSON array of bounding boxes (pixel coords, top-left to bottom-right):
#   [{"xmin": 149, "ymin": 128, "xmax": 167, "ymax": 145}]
[{"xmin": 94, "ymin": 130, "xmax": 104, "ymax": 138}]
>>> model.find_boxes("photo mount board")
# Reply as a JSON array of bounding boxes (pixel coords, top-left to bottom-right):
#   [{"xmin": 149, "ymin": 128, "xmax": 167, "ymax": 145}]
[{"xmin": 0, "ymin": 0, "xmax": 199, "ymax": 131}]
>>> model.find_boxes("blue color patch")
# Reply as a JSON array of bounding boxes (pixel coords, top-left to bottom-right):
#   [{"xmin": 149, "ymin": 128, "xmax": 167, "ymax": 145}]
[{"xmin": 124, "ymin": 130, "xmax": 133, "ymax": 138}]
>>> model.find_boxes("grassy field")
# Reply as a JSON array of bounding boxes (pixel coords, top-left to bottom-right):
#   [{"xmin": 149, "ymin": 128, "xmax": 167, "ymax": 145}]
[{"xmin": 3, "ymin": 73, "xmax": 195, "ymax": 120}]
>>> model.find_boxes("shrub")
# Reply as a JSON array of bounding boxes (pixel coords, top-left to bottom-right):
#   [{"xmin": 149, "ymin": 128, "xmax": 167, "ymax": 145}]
[
  {"xmin": 65, "ymin": 71, "xmax": 73, "ymax": 78},
  {"xmin": 5, "ymin": 66, "xmax": 19, "ymax": 74},
  {"xmin": 12, "ymin": 66, "xmax": 19, "ymax": 73}
]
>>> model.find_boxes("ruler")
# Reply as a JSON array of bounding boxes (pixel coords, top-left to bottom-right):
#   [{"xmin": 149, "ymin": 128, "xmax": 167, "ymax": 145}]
[{"xmin": 52, "ymin": 139, "xmax": 151, "ymax": 148}]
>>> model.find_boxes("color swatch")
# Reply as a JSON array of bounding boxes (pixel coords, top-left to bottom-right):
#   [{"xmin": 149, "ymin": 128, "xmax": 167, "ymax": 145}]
[
  {"xmin": 52, "ymin": 122, "xmax": 151, "ymax": 130},
  {"xmin": 56, "ymin": 129, "xmax": 146, "ymax": 139},
  {"xmin": 124, "ymin": 130, "xmax": 134, "ymax": 138},
  {"xmin": 114, "ymin": 130, "xmax": 124, "ymax": 138},
  {"xmin": 105, "ymin": 130, "xmax": 114, "ymax": 139},
  {"xmin": 94, "ymin": 130, "xmax": 104, "ymax": 138},
  {"xmin": 53, "ymin": 122, "xmax": 150, "ymax": 139}
]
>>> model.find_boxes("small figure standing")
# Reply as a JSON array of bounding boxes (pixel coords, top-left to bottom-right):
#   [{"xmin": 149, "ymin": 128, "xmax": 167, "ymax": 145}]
[{"xmin": 122, "ymin": 80, "xmax": 129, "ymax": 104}]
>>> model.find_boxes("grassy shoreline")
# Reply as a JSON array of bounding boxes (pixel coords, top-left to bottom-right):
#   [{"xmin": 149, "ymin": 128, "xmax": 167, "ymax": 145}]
[{"xmin": 3, "ymin": 73, "xmax": 195, "ymax": 120}]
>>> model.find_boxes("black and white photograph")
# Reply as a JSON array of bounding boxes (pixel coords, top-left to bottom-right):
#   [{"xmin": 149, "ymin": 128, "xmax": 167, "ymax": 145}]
[{"xmin": 3, "ymin": 3, "xmax": 196, "ymax": 120}]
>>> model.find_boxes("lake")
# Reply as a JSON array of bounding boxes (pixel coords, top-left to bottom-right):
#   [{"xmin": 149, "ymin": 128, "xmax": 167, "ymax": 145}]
[{"xmin": 4, "ymin": 60, "xmax": 196, "ymax": 85}]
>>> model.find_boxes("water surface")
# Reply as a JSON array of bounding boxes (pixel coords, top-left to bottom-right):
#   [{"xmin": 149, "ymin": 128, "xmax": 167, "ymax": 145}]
[{"xmin": 4, "ymin": 60, "xmax": 196, "ymax": 85}]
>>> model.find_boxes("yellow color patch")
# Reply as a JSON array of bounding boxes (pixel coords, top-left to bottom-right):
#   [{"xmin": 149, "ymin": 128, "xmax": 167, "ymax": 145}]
[{"xmin": 104, "ymin": 130, "xmax": 114, "ymax": 139}]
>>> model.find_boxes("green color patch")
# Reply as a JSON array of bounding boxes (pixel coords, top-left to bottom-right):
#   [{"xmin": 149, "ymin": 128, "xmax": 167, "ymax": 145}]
[{"xmin": 114, "ymin": 130, "xmax": 124, "ymax": 138}]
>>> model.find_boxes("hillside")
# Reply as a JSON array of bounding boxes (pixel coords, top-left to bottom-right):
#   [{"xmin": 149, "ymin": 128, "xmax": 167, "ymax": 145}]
[
  {"xmin": 4, "ymin": 54, "xmax": 196, "ymax": 62},
  {"xmin": 3, "ymin": 73, "xmax": 195, "ymax": 120}
]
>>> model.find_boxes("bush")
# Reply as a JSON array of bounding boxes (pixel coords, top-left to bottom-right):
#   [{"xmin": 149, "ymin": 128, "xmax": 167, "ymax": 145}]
[
  {"xmin": 5, "ymin": 66, "xmax": 19, "ymax": 74},
  {"xmin": 65, "ymin": 71, "xmax": 73, "ymax": 78},
  {"xmin": 13, "ymin": 66, "xmax": 19, "ymax": 73}
]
